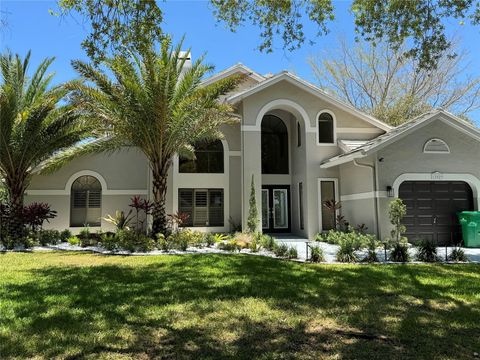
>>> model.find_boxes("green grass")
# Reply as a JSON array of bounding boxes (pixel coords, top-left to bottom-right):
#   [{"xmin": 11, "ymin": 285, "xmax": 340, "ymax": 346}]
[{"xmin": 1, "ymin": 253, "xmax": 479, "ymax": 359}]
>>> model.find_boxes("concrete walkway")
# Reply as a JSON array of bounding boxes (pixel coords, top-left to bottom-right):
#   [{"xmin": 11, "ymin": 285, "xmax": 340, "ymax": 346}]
[{"xmin": 273, "ymin": 235, "xmax": 480, "ymax": 263}]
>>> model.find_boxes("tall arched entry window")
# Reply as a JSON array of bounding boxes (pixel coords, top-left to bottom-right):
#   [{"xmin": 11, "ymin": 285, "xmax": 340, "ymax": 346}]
[
  {"xmin": 70, "ymin": 175, "xmax": 102, "ymax": 227},
  {"xmin": 261, "ymin": 115, "xmax": 289, "ymax": 174}
]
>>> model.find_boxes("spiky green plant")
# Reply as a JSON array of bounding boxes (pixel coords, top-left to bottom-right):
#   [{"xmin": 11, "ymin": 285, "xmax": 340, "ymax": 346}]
[
  {"xmin": 247, "ymin": 174, "xmax": 259, "ymax": 233},
  {"xmin": 0, "ymin": 51, "xmax": 93, "ymax": 244},
  {"xmin": 44, "ymin": 36, "xmax": 242, "ymax": 235}
]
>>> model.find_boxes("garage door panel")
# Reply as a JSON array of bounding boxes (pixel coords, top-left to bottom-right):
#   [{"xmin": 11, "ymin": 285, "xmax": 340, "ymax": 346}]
[{"xmin": 399, "ymin": 181, "xmax": 473, "ymax": 245}]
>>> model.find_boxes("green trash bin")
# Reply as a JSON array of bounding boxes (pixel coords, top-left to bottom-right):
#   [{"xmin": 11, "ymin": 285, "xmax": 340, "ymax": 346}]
[{"xmin": 458, "ymin": 211, "xmax": 480, "ymax": 248}]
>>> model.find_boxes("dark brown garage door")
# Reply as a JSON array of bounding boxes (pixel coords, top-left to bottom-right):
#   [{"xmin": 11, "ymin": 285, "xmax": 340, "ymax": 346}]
[{"xmin": 399, "ymin": 181, "xmax": 474, "ymax": 245}]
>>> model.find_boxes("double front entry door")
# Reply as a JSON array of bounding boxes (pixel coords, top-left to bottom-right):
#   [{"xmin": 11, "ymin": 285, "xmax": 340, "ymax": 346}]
[{"xmin": 261, "ymin": 185, "xmax": 291, "ymax": 233}]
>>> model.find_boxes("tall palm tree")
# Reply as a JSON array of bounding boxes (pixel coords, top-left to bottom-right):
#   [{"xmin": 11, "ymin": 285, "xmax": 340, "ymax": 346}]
[
  {"xmin": 48, "ymin": 37, "xmax": 242, "ymax": 235},
  {"xmin": 0, "ymin": 51, "xmax": 94, "ymax": 243}
]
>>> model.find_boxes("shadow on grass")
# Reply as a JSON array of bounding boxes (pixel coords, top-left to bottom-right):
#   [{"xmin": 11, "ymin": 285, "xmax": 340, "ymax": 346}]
[{"xmin": 1, "ymin": 254, "xmax": 480, "ymax": 359}]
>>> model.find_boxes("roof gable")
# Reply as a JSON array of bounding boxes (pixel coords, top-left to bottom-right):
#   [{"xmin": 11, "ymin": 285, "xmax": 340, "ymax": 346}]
[
  {"xmin": 321, "ymin": 110, "xmax": 480, "ymax": 168},
  {"xmin": 201, "ymin": 63, "xmax": 265, "ymax": 86},
  {"xmin": 227, "ymin": 71, "xmax": 392, "ymax": 132}
]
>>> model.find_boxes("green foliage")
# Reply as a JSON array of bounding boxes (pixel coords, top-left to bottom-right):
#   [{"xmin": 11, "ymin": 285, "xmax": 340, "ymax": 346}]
[
  {"xmin": 285, "ymin": 246, "xmax": 298, "ymax": 259},
  {"xmin": 55, "ymin": 0, "xmax": 163, "ymax": 63},
  {"xmin": 323, "ymin": 229, "xmax": 373, "ymax": 251},
  {"xmin": 309, "ymin": 245, "xmax": 325, "ymax": 263},
  {"xmin": 37, "ymin": 229, "xmax": 61, "ymax": 246},
  {"xmin": 63, "ymin": 36, "xmax": 242, "ymax": 235},
  {"xmin": 0, "ymin": 50, "xmax": 93, "ymax": 241},
  {"xmin": 389, "ymin": 243, "xmax": 410, "ymax": 263},
  {"xmin": 448, "ymin": 248, "xmax": 469, "ymax": 262},
  {"xmin": 67, "ymin": 236, "xmax": 81, "ymax": 246},
  {"xmin": 103, "ymin": 210, "xmax": 133, "ymax": 231},
  {"xmin": 213, "ymin": 233, "xmax": 230, "ymax": 243},
  {"xmin": 336, "ymin": 240, "xmax": 358, "ymax": 263},
  {"xmin": 114, "ymin": 229, "xmax": 155, "ymax": 252},
  {"xmin": 389, "ymin": 198, "xmax": 407, "ymax": 244},
  {"xmin": 416, "ymin": 240, "xmax": 439, "ymax": 263},
  {"xmin": 228, "ymin": 216, "xmax": 242, "ymax": 233},
  {"xmin": 247, "ymin": 175, "xmax": 259, "ymax": 233},
  {"xmin": 100, "ymin": 233, "xmax": 118, "ymax": 251},
  {"xmin": 204, "ymin": 233, "xmax": 216, "ymax": 247},
  {"xmin": 165, "ymin": 230, "xmax": 206, "ymax": 251},
  {"xmin": 59, "ymin": 229, "xmax": 72, "ymax": 242},
  {"xmin": 273, "ymin": 243, "xmax": 289, "ymax": 258},
  {"xmin": 258, "ymin": 234, "xmax": 276, "ymax": 251},
  {"xmin": 363, "ymin": 235, "xmax": 380, "ymax": 263},
  {"xmin": 314, "ymin": 232, "xmax": 325, "ymax": 242},
  {"xmin": 218, "ymin": 239, "xmax": 241, "ymax": 252}
]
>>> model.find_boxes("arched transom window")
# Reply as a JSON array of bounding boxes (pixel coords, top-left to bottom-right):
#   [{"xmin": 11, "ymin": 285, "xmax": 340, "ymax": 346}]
[
  {"xmin": 70, "ymin": 175, "xmax": 102, "ymax": 227},
  {"xmin": 317, "ymin": 112, "xmax": 335, "ymax": 144},
  {"xmin": 179, "ymin": 140, "xmax": 224, "ymax": 173},
  {"xmin": 423, "ymin": 138, "xmax": 450, "ymax": 153},
  {"xmin": 261, "ymin": 114, "xmax": 289, "ymax": 174}
]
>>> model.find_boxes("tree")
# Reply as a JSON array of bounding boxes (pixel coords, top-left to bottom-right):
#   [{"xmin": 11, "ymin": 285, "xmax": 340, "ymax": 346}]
[
  {"xmin": 247, "ymin": 174, "xmax": 259, "ymax": 233},
  {"xmin": 45, "ymin": 36, "xmax": 242, "ymax": 236},
  {"xmin": 211, "ymin": 0, "xmax": 480, "ymax": 69},
  {"xmin": 0, "ymin": 51, "xmax": 93, "ymax": 243},
  {"xmin": 54, "ymin": 0, "xmax": 163, "ymax": 63},
  {"xmin": 309, "ymin": 38, "xmax": 480, "ymax": 125}
]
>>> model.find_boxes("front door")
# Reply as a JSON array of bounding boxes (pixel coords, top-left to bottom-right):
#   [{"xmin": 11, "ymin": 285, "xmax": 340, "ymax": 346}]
[{"xmin": 262, "ymin": 185, "xmax": 291, "ymax": 233}]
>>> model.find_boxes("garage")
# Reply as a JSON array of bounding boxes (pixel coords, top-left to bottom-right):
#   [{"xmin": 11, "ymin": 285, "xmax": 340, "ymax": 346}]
[{"xmin": 399, "ymin": 181, "xmax": 474, "ymax": 245}]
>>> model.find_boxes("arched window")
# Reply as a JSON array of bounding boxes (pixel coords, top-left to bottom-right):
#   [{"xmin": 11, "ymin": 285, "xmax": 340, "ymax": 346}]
[
  {"xmin": 423, "ymin": 138, "xmax": 450, "ymax": 153},
  {"xmin": 317, "ymin": 112, "xmax": 335, "ymax": 144},
  {"xmin": 179, "ymin": 140, "xmax": 224, "ymax": 173},
  {"xmin": 261, "ymin": 115, "xmax": 289, "ymax": 174},
  {"xmin": 70, "ymin": 175, "xmax": 102, "ymax": 227}
]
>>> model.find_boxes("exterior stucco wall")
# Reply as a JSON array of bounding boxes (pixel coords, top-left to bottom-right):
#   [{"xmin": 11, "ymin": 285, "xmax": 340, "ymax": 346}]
[{"xmin": 239, "ymin": 79, "xmax": 384, "ymax": 239}]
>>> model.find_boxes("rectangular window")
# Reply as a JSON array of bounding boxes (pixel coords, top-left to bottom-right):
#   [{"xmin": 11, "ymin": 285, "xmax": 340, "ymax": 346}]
[
  {"xmin": 320, "ymin": 181, "xmax": 336, "ymax": 231},
  {"xmin": 178, "ymin": 189, "xmax": 224, "ymax": 227},
  {"xmin": 299, "ymin": 182, "xmax": 304, "ymax": 230}
]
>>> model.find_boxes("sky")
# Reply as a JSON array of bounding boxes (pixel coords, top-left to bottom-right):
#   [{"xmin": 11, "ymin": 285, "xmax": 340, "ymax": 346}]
[{"xmin": 2, "ymin": 0, "xmax": 480, "ymax": 125}]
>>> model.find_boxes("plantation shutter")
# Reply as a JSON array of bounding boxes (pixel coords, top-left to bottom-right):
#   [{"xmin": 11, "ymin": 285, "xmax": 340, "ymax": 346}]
[
  {"xmin": 194, "ymin": 190, "xmax": 208, "ymax": 226},
  {"xmin": 178, "ymin": 189, "xmax": 194, "ymax": 226},
  {"xmin": 208, "ymin": 190, "xmax": 224, "ymax": 226}
]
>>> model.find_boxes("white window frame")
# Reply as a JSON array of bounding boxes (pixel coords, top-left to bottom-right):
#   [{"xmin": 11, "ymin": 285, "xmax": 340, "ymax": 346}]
[
  {"xmin": 423, "ymin": 138, "xmax": 450, "ymax": 154},
  {"xmin": 316, "ymin": 109, "xmax": 337, "ymax": 146},
  {"xmin": 317, "ymin": 178, "xmax": 340, "ymax": 232},
  {"xmin": 298, "ymin": 182, "xmax": 304, "ymax": 230}
]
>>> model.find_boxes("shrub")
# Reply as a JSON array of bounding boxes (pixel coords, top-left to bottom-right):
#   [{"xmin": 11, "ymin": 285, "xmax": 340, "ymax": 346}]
[
  {"xmin": 259, "ymin": 234, "xmax": 276, "ymax": 251},
  {"xmin": 448, "ymin": 248, "xmax": 469, "ymax": 262},
  {"xmin": 166, "ymin": 230, "xmax": 205, "ymax": 251},
  {"xmin": 157, "ymin": 233, "xmax": 170, "ymax": 251},
  {"xmin": 78, "ymin": 228, "xmax": 99, "ymax": 247},
  {"xmin": 363, "ymin": 235, "xmax": 380, "ymax": 262},
  {"xmin": 218, "ymin": 239, "xmax": 241, "ymax": 252},
  {"xmin": 213, "ymin": 233, "xmax": 230, "ymax": 243},
  {"xmin": 389, "ymin": 242, "xmax": 410, "ymax": 262},
  {"xmin": 103, "ymin": 210, "xmax": 133, "ymax": 230},
  {"xmin": 233, "ymin": 232, "xmax": 254, "ymax": 249},
  {"xmin": 324, "ymin": 230, "xmax": 370, "ymax": 250},
  {"xmin": 249, "ymin": 233, "xmax": 261, "ymax": 252},
  {"xmin": 184, "ymin": 230, "xmax": 205, "ymax": 248},
  {"xmin": 115, "ymin": 229, "xmax": 156, "ymax": 252},
  {"xmin": 273, "ymin": 243, "xmax": 289, "ymax": 257},
  {"xmin": 23, "ymin": 202, "xmax": 57, "ymax": 232},
  {"xmin": 100, "ymin": 233, "xmax": 118, "ymax": 251},
  {"xmin": 314, "ymin": 232, "xmax": 325, "ymax": 242},
  {"xmin": 389, "ymin": 198, "xmax": 408, "ymax": 243},
  {"xmin": 309, "ymin": 244, "xmax": 325, "ymax": 262},
  {"xmin": 247, "ymin": 174, "xmax": 259, "ymax": 232},
  {"xmin": 286, "ymin": 246, "xmax": 298, "ymax": 259},
  {"xmin": 67, "ymin": 236, "xmax": 81, "ymax": 246},
  {"xmin": 37, "ymin": 229, "xmax": 61, "ymax": 246},
  {"xmin": 204, "ymin": 233, "xmax": 216, "ymax": 247},
  {"xmin": 336, "ymin": 239, "xmax": 358, "ymax": 263},
  {"xmin": 59, "ymin": 229, "xmax": 72, "ymax": 242},
  {"xmin": 416, "ymin": 239, "xmax": 439, "ymax": 262}
]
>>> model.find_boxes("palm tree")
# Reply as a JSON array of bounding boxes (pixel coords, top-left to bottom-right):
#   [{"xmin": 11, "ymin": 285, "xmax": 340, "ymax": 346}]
[
  {"xmin": 49, "ymin": 37, "xmax": 242, "ymax": 235},
  {"xmin": 0, "ymin": 51, "xmax": 94, "ymax": 243}
]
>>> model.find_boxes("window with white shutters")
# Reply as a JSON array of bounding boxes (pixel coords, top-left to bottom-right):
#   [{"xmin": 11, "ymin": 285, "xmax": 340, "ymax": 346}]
[
  {"xmin": 70, "ymin": 175, "xmax": 102, "ymax": 227},
  {"xmin": 178, "ymin": 189, "xmax": 224, "ymax": 227}
]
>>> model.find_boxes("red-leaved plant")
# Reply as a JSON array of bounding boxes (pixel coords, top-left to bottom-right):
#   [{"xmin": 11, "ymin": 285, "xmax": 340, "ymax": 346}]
[
  {"xmin": 23, "ymin": 202, "xmax": 57, "ymax": 231},
  {"xmin": 129, "ymin": 196, "xmax": 154, "ymax": 233}
]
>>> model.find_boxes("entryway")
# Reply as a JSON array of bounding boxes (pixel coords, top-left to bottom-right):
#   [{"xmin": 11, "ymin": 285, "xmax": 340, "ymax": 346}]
[
  {"xmin": 262, "ymin": 185, "xmax": 291, "ymax": 233},
  {"xmin": 399, "ymin": 181, "xmax": 474, "ymax": 244}
]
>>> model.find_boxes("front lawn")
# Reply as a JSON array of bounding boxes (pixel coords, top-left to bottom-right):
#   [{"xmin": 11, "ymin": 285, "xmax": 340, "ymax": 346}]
[{"xmin": 1, "ymin": 253, "xmax": 479, "ymax": 359}]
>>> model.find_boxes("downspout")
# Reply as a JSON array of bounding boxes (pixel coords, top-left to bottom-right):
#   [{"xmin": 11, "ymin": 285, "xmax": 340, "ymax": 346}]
[{"xmin": 353, "ymin": 158, "xmax": 380, "ymax": 238}]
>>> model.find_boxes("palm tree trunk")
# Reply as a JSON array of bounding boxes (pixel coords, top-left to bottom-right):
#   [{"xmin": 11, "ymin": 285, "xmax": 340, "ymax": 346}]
[
  {"xmin": 3, "ymin": 178, "xmax": 26, "ymax": 248},
  {"xmin": 151, "ymin": 161, "xmax": 171, "ymax": 236}
]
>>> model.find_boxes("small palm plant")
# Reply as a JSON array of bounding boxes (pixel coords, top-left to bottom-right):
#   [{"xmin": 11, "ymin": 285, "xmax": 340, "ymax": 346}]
[
  {"xmin": 0, "ymin": 51, "xmax": 93, "ymax": 244},
  {"xmin": 47, "ymin": 36, "xmax": 242, "ymax": 236}
]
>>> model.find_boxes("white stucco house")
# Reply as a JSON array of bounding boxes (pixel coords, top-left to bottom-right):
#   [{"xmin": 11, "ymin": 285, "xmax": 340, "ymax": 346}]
[{"xmin": 25, "ymin": 62, "xmax": 480, "ymax": 244}]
